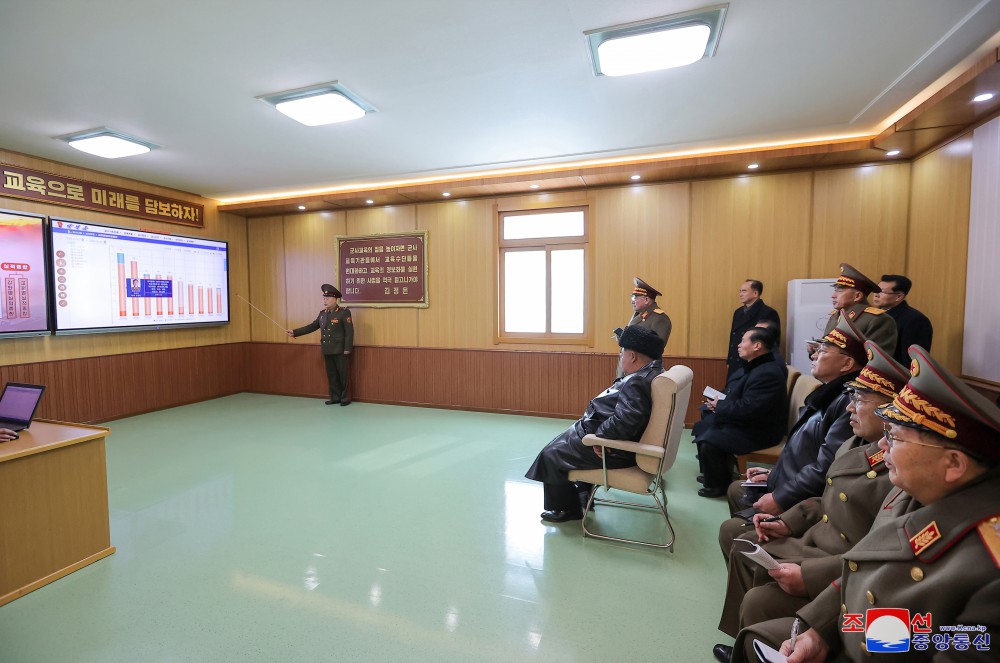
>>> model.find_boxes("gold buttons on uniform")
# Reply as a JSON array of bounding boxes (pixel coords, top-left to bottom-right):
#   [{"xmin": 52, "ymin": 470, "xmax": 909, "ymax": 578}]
[
  {"xmin": 911, "ymin": 567, "xmax": 924, "ymax": 582},
  {"xmin": 866, "ymin": 470, "xmax": 877, "ymax": 479},
  {"xmin": 841, "ymin": 603, "xmax": 848, "ymax": 614},
  {"xmin": 866, "ymin": 590, "xmax": 876, "ymax": 604},
  {"xmin": 840, "ymin": 532, "xmax": 847, "ymax": 541},
  {"xmin": 848, "ymin": 561, "xmax": 858, "ymax": 572},
  {"xmin": 827, "ymin": 477, "xmax": 833, "ymax": 486},
  {"xmin": 822, "ymin": 514, "xmax": 829, "ymax": 522},
  {"xmin": 840, "ymin": 492, "xmax": 848, "ymax": 502}
]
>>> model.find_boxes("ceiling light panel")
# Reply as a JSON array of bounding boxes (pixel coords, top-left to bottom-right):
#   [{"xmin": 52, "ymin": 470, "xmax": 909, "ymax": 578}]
[
  {"xmin": 57, "ymin": 128, "xmax": 158, "ymax": 159},
  {"xmin": 258, "ymin": 82, "xmax": 376, "ymax": 126},
  {"xmin": 586, "ymin": 4, "xmax": 727, "ymax": 77}
]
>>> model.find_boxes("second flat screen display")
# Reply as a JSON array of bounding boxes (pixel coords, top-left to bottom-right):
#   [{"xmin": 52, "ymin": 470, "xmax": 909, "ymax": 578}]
[{"xmin": 50, "ymin": 219, "xmax": 229, "ymax": 334}]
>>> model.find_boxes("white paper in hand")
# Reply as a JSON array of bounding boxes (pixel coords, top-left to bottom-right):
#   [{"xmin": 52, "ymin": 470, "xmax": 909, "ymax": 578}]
[
  {"xmin": 753, "ymin": 639, "xmax": 788, "ymax": 663},
  {"xmin": 703, "ymin": 386, "xmax": 726, "ymax": 400},
  {"xmin": 732, "ymin": 538, "xmax": 781, "ymax": 570}
]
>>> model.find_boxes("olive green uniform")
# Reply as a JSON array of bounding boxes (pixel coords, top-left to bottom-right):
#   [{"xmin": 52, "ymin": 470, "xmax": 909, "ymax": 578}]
[
  {"xmin": 617, "ymin": 303, "xmax": 671, "ymax": 377},
  {"xmin": 718, "ymin": 436, "xmax": 893, "ymax": 636},
  {"xmin": 733, "ymin": 468, "xmax": 1000, "ymax": 662},
  {"xmin": 825, "ymin": 303, "xmax": 896, "ymax": 357},
  {"xmin": 292, "ymin": 305, "xmax": 354, "ymax": 403}
]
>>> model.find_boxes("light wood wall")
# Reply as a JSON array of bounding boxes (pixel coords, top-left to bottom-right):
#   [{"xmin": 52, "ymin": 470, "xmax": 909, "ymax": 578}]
[
  {"xmin": 253, "ymin": 147, "xmax": 973, "ymax": 374},
  {"xmin": 0, "ymin": 150, "xmax": 250, "ymax": 367}
]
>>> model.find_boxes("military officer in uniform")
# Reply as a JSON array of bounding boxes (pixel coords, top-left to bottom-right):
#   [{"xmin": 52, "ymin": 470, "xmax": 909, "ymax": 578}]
[
  {"xmin": 712, "ymin": 340, "xmax": 907, "ymax": 662},
  {"xmin": 732, "ymin": 345, "xmax": 1000, "ymax": 663},
  {"xmin": 616, "ymin": 277, "xmax": 671, "ymax": 377},
  {"xmin": 287, "ymin": 284, "xmax": 354, "ymax": 406},
  {"xmin": 822, "ymin": 263, "xmax": 897, "ymax": 356}
]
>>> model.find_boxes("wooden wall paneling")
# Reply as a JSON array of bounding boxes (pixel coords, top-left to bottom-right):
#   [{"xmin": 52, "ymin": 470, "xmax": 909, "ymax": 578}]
[
  {"xmin": 246, "ymin": 216, "xmax": 288, "ymax": 343},
  {"xmin": 248, "ymin": 342, "xmax": 727, "ymax": 425},
  {"xmin": 283, "ymin": 210, "xmax": 347, "ymax": 330},
  {"xmin": 592, "ymin": 183, "xmax": 691, "ymax": 355},
  {"xmin": 810, "ymin": 164, "xmax": 912, "ymax": 279},
  {"xmin": 343, "ymin": 206, "xmax": 419, "ymax": 347},
  {"xmin": 906, "ymin": 135, "xmax": 973, "ymax": 374},
  {"xmin": 0, "ymin": 344, "xmax": 247, "ymax": 423},
  {"xmin": 416, "ymin": 199, "xmax": 496, "ymax": 349},
  {"xmin": 689, "ymin": 173, "xmax": 814, "ymax": 357}
]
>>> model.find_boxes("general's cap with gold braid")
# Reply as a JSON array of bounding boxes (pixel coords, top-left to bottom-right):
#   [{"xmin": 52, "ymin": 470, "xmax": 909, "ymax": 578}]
[
  {"xmin": 631, "ymin": 277, "xmax": 661, "ymax": 299},
  {"xmin": 321, "ymin": 283, "xmax": 342, "ymax": 298},
  {"xmin": 876, "ymin": 345, "xmax": 1000, "ymax": 461},
  {"xmin": 814, "ymin": 313, "xmax": 868, "ymax": 365},
  {"xmin": 847, "ymin": 340, "xmax": 909, "ymax": 398},
  {"xmin": 831, "ymin": 263, "xmax": 878, "ymax": 296}
]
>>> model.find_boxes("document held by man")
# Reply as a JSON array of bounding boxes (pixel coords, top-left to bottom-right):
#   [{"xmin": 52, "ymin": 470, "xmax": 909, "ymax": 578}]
[{"xmin": 732, "ymin": 538, "xmax": 781, "ymax": 570}]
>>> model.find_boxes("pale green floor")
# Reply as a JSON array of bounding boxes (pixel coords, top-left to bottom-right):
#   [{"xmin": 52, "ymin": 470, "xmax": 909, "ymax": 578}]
[{"xmin": 0, "ymin": 394, "xmax": 735, "ymax": 662}]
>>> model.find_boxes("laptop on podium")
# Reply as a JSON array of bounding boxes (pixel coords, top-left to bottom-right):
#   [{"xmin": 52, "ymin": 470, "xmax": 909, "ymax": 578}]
[{"xmin": 0, "ymin": 383, "xmax": 46, "ymax": 432}]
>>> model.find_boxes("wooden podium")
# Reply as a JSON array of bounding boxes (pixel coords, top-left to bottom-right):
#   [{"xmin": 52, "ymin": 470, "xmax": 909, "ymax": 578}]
[{"xmin": 0, "ymin": 420, "xmax": 115, "ymax": 607}]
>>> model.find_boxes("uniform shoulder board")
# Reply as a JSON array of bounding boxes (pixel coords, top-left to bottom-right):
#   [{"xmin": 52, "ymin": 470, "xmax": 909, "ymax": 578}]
[
  {"xmin": 653, "ymin": 308, "xmax": 665, "ymax": 314},
  {"xmin": 864, "ymin": 306, "xmax": 886, "ymax": 315},
  {"xmin": 977, "ymin": 516, "xmax": 1000, "ymax": 568}
]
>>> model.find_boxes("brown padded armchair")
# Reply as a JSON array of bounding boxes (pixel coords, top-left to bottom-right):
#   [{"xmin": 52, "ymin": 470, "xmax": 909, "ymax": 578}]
[{"xmin": 568, "ymin": 364, "xmax": 694, "ymax": 552}]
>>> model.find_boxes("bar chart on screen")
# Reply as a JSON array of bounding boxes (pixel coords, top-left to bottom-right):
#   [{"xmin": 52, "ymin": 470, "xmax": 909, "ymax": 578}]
[{"xmin": 49, "ymin": 219, "xmax": 229, "ymax": 334}]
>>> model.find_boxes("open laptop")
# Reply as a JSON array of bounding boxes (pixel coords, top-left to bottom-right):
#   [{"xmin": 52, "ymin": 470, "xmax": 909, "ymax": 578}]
[{"xmin": 0, "ymin": 383, "xmax": 46, "ymax": 432}]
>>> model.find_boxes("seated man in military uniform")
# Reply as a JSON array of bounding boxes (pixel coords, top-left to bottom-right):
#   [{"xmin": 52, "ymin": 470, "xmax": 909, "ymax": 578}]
[
  {"xmin": 525, "ymin": 326, "xmax": 666, "ymax": 523},
  {"xmin": 711, "ymin": 340, "xmax": 907, "ymax": 662},
  {"xmin": 731, "ymin": 345, "xmax": 1000, "ymax": 663}
]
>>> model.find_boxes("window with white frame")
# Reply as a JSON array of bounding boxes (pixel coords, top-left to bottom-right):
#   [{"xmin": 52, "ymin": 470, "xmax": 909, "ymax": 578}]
[{"xmin": 498, "ymin": 206, "xmax": 590, "ymax": 342}]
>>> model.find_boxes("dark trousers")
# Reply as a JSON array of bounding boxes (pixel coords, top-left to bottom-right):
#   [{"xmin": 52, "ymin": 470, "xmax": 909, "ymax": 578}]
[
  {"xmin": 543, "ymin": 482, "xmax": 581, "ymax": 513},
  {"xmin": 323, "ymin": 353, "xmax": 350, "ymax": 403},
  {"xmin": 697, "ymin": 440, "xmax": 737, "ymax": 490}
]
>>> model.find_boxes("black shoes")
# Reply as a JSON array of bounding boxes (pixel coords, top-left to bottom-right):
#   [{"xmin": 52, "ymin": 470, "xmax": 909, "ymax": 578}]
[
  {"xmin": 697, "ymin": 474, "xmax": 705, "ymax": 484},
  {"xmin": 698, "ymin": 486, "xmax": 726, "ymax": 498},
  {"xmin": 324, "ymin": 400, "xmax": 336, "ymax": 405},
  {"xmin": 340, "ymin": 401, "xmax": 351, "ymax": 406},
  {"xmin": 540, "ymin": 510, "xmax": 583, "ymax": 522},
  {"xmin": 713, "ymin": 644, "xmax": 733, "ymax": 663}
]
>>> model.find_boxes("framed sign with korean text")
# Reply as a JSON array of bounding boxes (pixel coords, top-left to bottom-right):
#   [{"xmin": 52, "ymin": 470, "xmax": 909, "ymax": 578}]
[
  {"xmin": 336, "ymin": 231, "xmax": 428, "ymax": 308},
  {"xmin": 1, "ymin": 163, "xmax": 204, "ymax": 228}
]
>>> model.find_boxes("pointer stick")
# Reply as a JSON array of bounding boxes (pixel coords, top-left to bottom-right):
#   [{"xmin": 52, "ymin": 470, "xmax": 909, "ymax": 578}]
[{"xmin": 235, "ymin": 293, "xmax": 286, "ymax": 331}]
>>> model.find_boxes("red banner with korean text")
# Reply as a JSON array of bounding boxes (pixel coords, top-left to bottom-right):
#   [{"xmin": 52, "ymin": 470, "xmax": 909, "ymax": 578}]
[
  {"xmin": 337, "ymin": 231, "xmax": 428, "ymax": 307},
  {"xmin": 1, "ymin": 163, "xmax": 204, "ymax": 228}
]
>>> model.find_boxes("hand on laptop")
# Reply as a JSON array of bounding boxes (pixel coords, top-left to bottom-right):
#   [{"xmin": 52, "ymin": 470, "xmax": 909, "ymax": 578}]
[{"xmin": 0, "ymin": 428, "xmax": 18, "ymax": 442}]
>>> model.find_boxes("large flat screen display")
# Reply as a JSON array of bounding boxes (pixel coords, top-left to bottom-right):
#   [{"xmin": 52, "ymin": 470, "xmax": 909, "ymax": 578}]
[
  {"xmin": 0, "ymin": 210, "xmax": 51, "ymax": 338},
  {"xmin": 49, "ymin": 218, "xmax": 229, "ymax": 334}
]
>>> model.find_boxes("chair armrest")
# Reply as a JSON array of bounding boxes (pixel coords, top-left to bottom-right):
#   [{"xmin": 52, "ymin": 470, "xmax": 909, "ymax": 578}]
[{"xmin": 582, "ymin": 434, "xmax": 665, "ymax": 458}]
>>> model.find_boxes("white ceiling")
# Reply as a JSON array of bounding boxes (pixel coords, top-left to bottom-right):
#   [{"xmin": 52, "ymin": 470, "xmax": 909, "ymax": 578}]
[{"xmin": 1, "ymin": 0, "xmax": 999, "ymax": 202}]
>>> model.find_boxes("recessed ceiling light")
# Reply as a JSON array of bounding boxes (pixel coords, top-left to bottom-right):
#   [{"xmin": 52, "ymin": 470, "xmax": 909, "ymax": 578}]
[
  {"xmin": 57, "ymin": 128, "xmax": 157, "ymax": 159},
  {"xmin": 529, "ymin": 184, "xmax": 540, "ymax": 189},
  {"xmin": 973, "ymin": 92, "xmax": 995, "ymax": 102},
  {"xmin": 747, "ymin": 163, "xmax": 759, "ymax": 169},
  {"xmin": 366, "ymin": 199, "xmax": 374, "ymax": 204},
  {"xmin": 257, "ymin": 81, "xmax": 376, "ymax": 126},
  {"xmin": 885, "ymin": 150, "xmax": 901, "ymax": 157},
  {"xmin": 297, "ymin": 205, "xmax": 307, "ymax": 210},
  {"xmin": 442, "ymin": 192, "xmax": 451, "ymax": 197},
  {"xmin": 586, "ymin": 6, "xmax": 727, "ymax": 77},
  {"xmin": 630, "ymin": 174, "xmax": 641, "ymax": 180}
]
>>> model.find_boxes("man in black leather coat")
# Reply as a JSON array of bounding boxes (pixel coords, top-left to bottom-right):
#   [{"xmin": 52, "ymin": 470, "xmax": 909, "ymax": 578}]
[{"xmin": 525, "ymin": 325, "xmax": 666, "ymax": 522}]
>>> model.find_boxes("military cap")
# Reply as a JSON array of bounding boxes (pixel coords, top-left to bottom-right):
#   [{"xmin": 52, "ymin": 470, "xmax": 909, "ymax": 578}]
[
  {"xmin": 847, "ymin": 340, "xmax": 909, "ymax": 398},
  {"xmin": 831, "ymin": 263, "xmax": 879, "ymax": 296},
  {"xmin": 632, "ymin": 277, "xmax": 661, "ymax": 299},
  {"xmin": 815, "ymin": 313, "xmax": 868, "ymax": 365},
  {"xmin": 877, "ymin": 345, "xmax": 1000, "ymax": 461},
  {"xmin": 321, "ymin": 283, "xmax": 342, "ymax": 298},
  {"xmin": 618, "ymin": 325, "xmax": 665, "ymax": 360}
]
